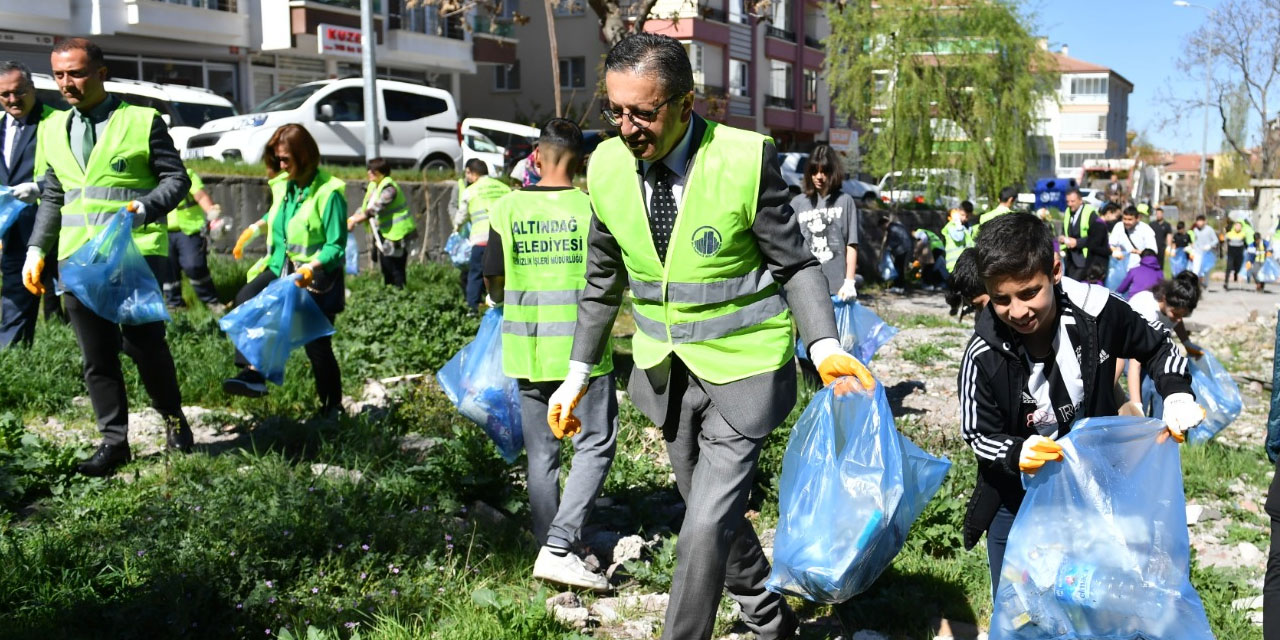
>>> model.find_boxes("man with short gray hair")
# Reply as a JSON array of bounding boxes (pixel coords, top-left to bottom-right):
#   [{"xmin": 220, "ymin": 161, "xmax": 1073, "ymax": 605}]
[{"xmin": 0, "ymin": 60, "xmax": 60, "ymax": 347}]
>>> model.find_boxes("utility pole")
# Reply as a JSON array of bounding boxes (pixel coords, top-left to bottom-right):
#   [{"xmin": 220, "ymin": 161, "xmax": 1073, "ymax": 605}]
[{"xmin": 361, "ymin": 0, "xmax": 380, "ymax": 160}]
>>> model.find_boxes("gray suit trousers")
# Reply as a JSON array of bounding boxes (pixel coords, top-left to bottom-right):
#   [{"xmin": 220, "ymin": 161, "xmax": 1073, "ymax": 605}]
[{"xmin": 659, "ymin": 364, "xmax": 793, "ymax": 640}]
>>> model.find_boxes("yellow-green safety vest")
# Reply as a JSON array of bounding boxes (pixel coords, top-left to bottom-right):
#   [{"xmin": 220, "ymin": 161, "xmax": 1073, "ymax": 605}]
[
  {"xmin": 489, "ymin": 188, "xmax": 612, "ymax": 382},
  {"xmin": 586, "ymin": 121, "xmax": 794, "ymax": 385},
  {"xmin": 39, "ymin": 102, "xmax": 168, "ymax": 259},
  {"xmin": 914, "ymin": 228, "xmax": 943, "ymax": 250},
  {"xmin": 977, "ymin": 203, "xmax": 1012, "ymax": 229},
  {"xmin": 167, "ymin": 168, "xmax": 207, "ymax": 235},
  {"xmin": 462, "ymin": 176, "xmax": 510, "ymax": 244},
  {"xmin": 1066, "ymin": 203, "xmax": 1098, "ymax": 258},
  {"xmin": 247, "ymin": 170, "xmax": 346, "ymax": 280},
  {"xmin": 30, "ymin": 103, "xmax": 59, "ymax": 187},
  {"xmin": 941, "ymin": 221, "xmax": 970, "ymax": 271},
  {"xmin": 363, "ymin": 175, "xmax": 415, "ymax": 242}
]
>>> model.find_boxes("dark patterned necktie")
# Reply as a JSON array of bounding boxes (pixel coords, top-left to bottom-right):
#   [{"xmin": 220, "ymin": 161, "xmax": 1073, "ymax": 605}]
[{"xmin": 648, "ymin": 162, "xmax": 677, "ymax": 261}]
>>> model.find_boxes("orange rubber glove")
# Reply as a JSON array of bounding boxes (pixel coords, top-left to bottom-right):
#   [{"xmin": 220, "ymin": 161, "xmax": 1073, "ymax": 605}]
[
  {"xmin": 232, "ymin": 225, "xmax": 260, "ymax": 260},
  {"xmin": 814, "ymin": 346, "xmax": 877, "ymax": 394},
  {"xmin": 1018, "ymin": 435, "xmax": 1063, "ymax": 473},
  {"xmin": 21, "ymin": 248, "xmax": 44, "ymax": 296},
  {"xmin": 547, "ymin": 362, "xmax": 591, "ymax": 439},
  {"xmin": 294, "ymin": 264, "xmax": 314, "ymax": 288}
]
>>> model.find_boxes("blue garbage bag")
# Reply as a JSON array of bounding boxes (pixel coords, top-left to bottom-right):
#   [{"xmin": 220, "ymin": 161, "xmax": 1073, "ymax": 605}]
[
  {"xmin": 60, "ymin": 209, "xmax": 169, "ymax": 325},
  {"xmin": 0, "ymin": 187, "xmax": 26, "ymax": 238},
  {"xmin": 879, "ymin": 252, "xmax": 898, "ymax": 282},
  {"xmin": 1170, "ymin": 249, "xmax": 1189, "ymax": 276},
  {"xmin": 1186, "ymin": 351, "xmax": 1243, "ymax": 444},
  {"xmin": 796, "ymin": 298, "xmax": 899, "ymax": 364},
  {"xmin": 1193, "ymin": 251, "xmax": 1216, "ymax": 280},
  {"xmin": 1257, "ymin": 258, "xmax": 1280, "ymax": 284},
  {"xmin": 345, "ymin": 234, "xmax": 359, "ymax": 275},
  {"xmin": 436, "ymin": 307, "xmax": 523, "ymax": 463},
  {"xmin": 446, "ymin": 223, "xmax": 472, "ymax": 267},
  {"xmin": 218, "ymin": 274, "xmax": 335, "ymax": 385},
  {"xmin": 1105, "ymin": 255, "xmax": 1126, "ymax": 291},
  {"xmin": 990, "ymin": 417, "xmax": 1213, "ymax": 640},
  {"xmin": 766, "ymin": 383, "xmax": 951, "ymax": 603}
]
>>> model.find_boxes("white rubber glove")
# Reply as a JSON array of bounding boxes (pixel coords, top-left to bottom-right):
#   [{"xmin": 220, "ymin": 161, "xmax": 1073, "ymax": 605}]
[
  {"xmin": 547, "ymin": 360, "xmax": 592, "ymax": 439},
  {"xmin": 484, "ymin": 294, "xmax": 501, "ymax": 308},
  {"xmin": 836, "ymin": 279, "xmax": 858, "ymax": 302},
  {"xmin": 12, "ymin": 182, "xmax": 39, "ymax": 203},
  {"xmin": 127, "ymin": 201, "xmax": 147, "ymax": 228},
  {"xmin": 1163, "ymin": 392, "xmax": 1205, "ymax": 443}
]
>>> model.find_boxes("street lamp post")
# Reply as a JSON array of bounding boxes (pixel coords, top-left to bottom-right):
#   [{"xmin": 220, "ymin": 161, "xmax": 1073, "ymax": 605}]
[
  {"xmin": 1174, "ymin": 0, "xmax": 1210, "ymax": 216},
  {"xmin": 361, "ymin": 0, "xmax": 380, "ymax": 160}
]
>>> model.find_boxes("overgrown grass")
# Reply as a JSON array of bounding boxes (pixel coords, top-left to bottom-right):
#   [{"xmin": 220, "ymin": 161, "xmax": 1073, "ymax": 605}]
[{"xmin": 900, "ymin": 342, "xmax": 948, "ymax": 366}]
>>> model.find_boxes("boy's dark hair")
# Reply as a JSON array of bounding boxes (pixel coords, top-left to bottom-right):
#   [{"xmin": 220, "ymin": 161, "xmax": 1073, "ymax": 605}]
[
  {"xmin": 540, "ymin": 117, "xmax": 583, "ymax": 154},
  {"xmin": 1196, "ymin": 214, "xmax": 1206, "ymax": 221},
  {"xmin": 1100, "ymin": 202, "xmax": 1119, "ymax": 216},
  {"xmin": 999, "ymin": 186, "xmax": 1018, "ymax": 203},
  {"xmin": 1140, "ymin": 248, "xmax": 1157, "ymax": 258},
  {"xmin": 1085, "ymin": 261, "xmax": 1108, "ymax": 283},
  {"xmin": 961, "ymin": 200, "xmax": 974, "ymax": 216},
  {"xmin": 1177, "ymin": 221, "xmax": 1186, "ymax": 230},
  {"xmin": 975, "ymin": 213, "xmax": 1055, "ymax": 281},
  {"xmin": 803, "ymin": 143, "xmax": 845, "ymax": 200},
  {"xmin": 366, "ymin": 157, "xmax": 390, "ymax": 177},
  {"xmin": 464, "ymin": 158, "xmax": 489, "ymax": 176},
  {"xmin": 1154, "ymin": 272, "xmax": 1201, "ymax": 312},
  {"xmin": 950, "ymin": 249, "xmax": 985, "ymax": 301}
]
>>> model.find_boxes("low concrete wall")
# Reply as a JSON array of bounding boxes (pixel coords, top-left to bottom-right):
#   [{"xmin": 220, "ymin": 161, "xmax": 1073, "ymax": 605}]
[{"xmin": 200, "ymin": 175, "xmax": 458, "ymax": 269}]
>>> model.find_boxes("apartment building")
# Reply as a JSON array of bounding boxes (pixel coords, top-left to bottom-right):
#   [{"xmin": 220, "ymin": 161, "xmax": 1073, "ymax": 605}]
[
  {"xmin": 1037, "ymin": 45, "xmax": 1133, "ymax": 180},
  {"xmin": 0, "ymin": 0, "xmax": 496, "ymax": 112},
  {"xmin": 457, "ymin": 0, "xmax": 833, "ymax": 149}
]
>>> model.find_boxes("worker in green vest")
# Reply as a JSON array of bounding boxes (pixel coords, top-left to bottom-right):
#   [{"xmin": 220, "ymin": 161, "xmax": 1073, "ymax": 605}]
[
  {"xmin": 550, "ymin": 33, "xmax": 876, "ymax": 640},
  {"xmin": 223, "ymin": 124, "xmax": 347, "ymax": 415},
  {"xmin": 21, "ymin": 38, "xmax": 193, "ymax": 476},
  {"xmin": 940, "ymin": 206, "xmax": 972, "ymax": 280},
  {"xmin": 346, "ymin": 157, "xmax": 416, "ymax": 288},
  {"xmin": 977, "ymin": 185, "xmax": 1018, "ymax": 230},
  {"xmin": 163, "ymin": 167, "xmax": 224, "ymax": 311},
  {"xmin": 451, "ymin": 159, "xmax": 510, "ymax": 309},
  {"xmin": 912, "ymin": 226, "xmax": 946, "ymax": 288},
  {"xmin": 481, "ymin": 118, "xmax": 618, "ymax": 591},
  {"xmin": 1059, "ymin": 187, "xmax": 1106, "ymax": 281}
]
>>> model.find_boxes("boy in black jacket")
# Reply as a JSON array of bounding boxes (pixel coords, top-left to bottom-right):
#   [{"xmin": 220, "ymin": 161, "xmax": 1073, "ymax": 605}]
[{"xmin": 957, "ymin": 213, "xmax": 1204, "ymax": 597}]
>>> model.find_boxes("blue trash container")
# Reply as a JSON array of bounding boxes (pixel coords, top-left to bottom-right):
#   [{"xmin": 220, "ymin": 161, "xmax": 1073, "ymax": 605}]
[{"xmin": 1033, "ymin": 177, "xmax": 1078, "ymax": 217}]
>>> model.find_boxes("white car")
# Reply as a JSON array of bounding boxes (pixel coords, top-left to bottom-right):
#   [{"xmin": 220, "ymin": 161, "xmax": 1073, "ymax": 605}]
[
  {"xmin": 777, "ymin": 152, "xmax": 879, "ymax": 205},
  {"xmin": 184, "ymin": 78, "xmax": 460, "ymax": 171},
  {"xmin": 33, "ymin": 74, "xmax": 238, "ymax": 154},
  {"xmin": 460, "ymin": 117, "xmax": 540, "ymax": 177},
  {"xmin": 877, "ymin": 169, "xmax": 972, "ymax": 209}
]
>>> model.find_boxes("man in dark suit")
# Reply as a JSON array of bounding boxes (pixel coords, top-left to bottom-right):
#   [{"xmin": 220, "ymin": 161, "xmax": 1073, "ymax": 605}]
[
  {"xmin": 0, "ymin": 61, "xmax": 59, "ymax": 348},
  {"xmin": 1059, "ymin": 187, "xmax": 1107, "ymax": 281},
  {"xmin": 548, "ymin": 33, "xmax": 876, "ymax": 640}
]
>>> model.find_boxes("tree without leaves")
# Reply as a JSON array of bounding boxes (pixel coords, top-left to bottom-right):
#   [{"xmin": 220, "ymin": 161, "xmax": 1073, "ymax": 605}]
[
  {"xmin": 1171, "ymin": 0, "xmax": 1280, "ymax": 180},
  {"xmin": 825, "ymin": 0, "xmax": 1055, "ymax": 202}
]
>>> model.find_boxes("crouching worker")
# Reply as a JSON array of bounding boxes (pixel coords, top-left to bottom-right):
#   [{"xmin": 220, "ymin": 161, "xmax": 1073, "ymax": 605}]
[
  {"xmin": 222, "ymin": 124, "xmax": 346, "ymax": 414},
  {"xmin": 958, "ymin": 213, "xmax": 1204, "ymax": 598},
  {"xmin": 482, "ymin": 118, "xmax": 617, "ymax": 590}
]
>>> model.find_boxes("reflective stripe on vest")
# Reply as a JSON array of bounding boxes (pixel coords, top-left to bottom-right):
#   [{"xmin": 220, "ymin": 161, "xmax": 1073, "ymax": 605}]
[
  {"xmin": 501, "ymin": 319, "xmax": 577, "ymax": 337},
  {"xmin": 39, "ymin": 102, "xmax": 165, "ymax": 259},
  {"xmin": 586, "ymin": 121, "xmax": 794, "ymax": 385},
  {"xmin": 505, "ymin": 289, "xmax": 581, "ymax": 306},
  {"xmin": 941, "ymin": 221, "xmax": 969, "ymax": 270}
]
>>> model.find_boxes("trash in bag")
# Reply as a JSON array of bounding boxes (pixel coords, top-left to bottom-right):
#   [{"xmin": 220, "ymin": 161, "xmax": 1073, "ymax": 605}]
[
  {"xmin": 60, "ymin": 209, "xmax": 169, "ymax": 325},
  {"xmin": 1192, "ymin": 251, "xmax": 1216, "ymax": 280},
  {"xmin": 446, "ymin": 223, "xmax": 472, "ymax": 267},
  {"xmin": 766, "ymin": 382, "xmax": 951, "ymax": 603},
  {"xmin": 1186, "ymin": 351, "xmax": 1243, "ymax": 444},
  {"xmin": 436, "ymin": 307, "xmax": 523, "ymax": 463},
  {"xmin": 1105, "ymin": 255, "xmax": 1126, "ymax": 291},
  {"xmin": 879, "ymin": 251, "xmax": 898, "ymax": 282},
  {"xmin": 1258, "ymin": 258, "xmax": 1280, "ymax": 284},
  {"xmin": 1170, "ymin": 250, "xmax": 1189, "ymax": 276},
  {"xmin": 344, "ymin": 234, "xmax": 359, "ymax": 275},
  {"xmin": 218, "ymin": 274, "xmax": 335, "ymax": 385},
  {"xmin": 797, "ymin": 297, "xmax": 899, "ymax": 364},
  {"xmin": 990, "ymin": 416, "xmax": 1213, "ymax": 640},
  {"xmin": 0, "ymin": 187, "xmax": 26, "ymax": 238}
]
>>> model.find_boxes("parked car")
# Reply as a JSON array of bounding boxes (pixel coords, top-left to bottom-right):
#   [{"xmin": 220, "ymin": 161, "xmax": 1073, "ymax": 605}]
[
  {"xmin": 460, "ymin": 117, "xmax": 540, "ymax": 177},
  {"xmin": 777, "ymin": 152, "xmax": 879, "ymax": 205},
  {"xmin": 33, "ymin": 74, "xmax": 238, "ymax": 154},
  {"xmin": 876, "ymin": 169, "xmax": 973, "ymax": 209},
  {"xmin": 183, "ymin": 78, "xmax": 460, "ymax": 171}
]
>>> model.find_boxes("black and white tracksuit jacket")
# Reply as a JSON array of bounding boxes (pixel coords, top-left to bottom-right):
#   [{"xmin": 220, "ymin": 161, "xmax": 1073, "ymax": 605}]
[{"xmin": 957, "ymin": 277, "xmax": 1193, "ymax": 549}]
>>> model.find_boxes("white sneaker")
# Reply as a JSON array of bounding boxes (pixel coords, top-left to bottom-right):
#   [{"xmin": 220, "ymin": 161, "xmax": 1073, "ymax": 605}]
[{"xmin": 532, "ymin": 546, "xmax": 610, "ymax": 591}]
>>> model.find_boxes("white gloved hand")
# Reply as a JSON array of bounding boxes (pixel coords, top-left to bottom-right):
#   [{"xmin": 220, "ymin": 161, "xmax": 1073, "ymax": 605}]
[
  {"xmin": 1163, "ymin": 392, "xmax": 1205, "ymax": 443},
  {"xmin": 126, "ymin": 201, "xmax": 147, "ymax": 228},
  {"xmin": 205, "ymin": 204, "xmax": 222, "ymax": 220},
  {"xmin": 484, "ymin": 294, "xmax": 501, "ymax": 308},
  {"xmin": 12, "ymin": 182, "xmax": 39, "ymax": 204},
  {"xmin": 547, "ymin": 360, "xmax": 592, "ymax": 439},
  {"xmin": 836, "ymin": 279, "xmax": 858, "ymax": 302}
]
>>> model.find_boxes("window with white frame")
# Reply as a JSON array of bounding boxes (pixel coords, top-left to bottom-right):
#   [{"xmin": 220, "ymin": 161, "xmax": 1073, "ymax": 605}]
[
  {"xmin": 771, "ymin": 0, "xmax": 789, "ymax": 31},
  {"xmin": 495, "ymin": 61, "xmax": 521, "ymax": 91},
  {"xmin": 559, "ymin": 57, "xmax": 585, "ymax": 89},
  {"xmin": 1069, "ymin": 76, "xmax": 1108, "ymax": 96},
  {"xmin": 728, "ymin": 0, "xmax": 746, "ymax": 24},
  {"xmin": 1058, "ymin": 152, "xmax": 1105, "ymax": 169},
  {"xmin": 770, "ymin": 60, "xmax": 792, "ymax": 99},
  {"xmin": 730, "ymin": 59, "xmax": 749, "ymax": 97}
]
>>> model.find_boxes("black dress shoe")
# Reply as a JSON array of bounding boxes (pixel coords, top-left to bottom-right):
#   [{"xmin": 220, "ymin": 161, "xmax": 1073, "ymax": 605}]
[
  {"xmin": 163, "ymin": 414, "xmax": 195, "ymax": 453},
  {"xmin": 77, "ymin": 443, "xmax": 133, "ymax": 477}
]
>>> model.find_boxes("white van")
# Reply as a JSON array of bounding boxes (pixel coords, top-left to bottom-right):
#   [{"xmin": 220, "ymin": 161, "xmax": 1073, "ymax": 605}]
[
  {"xmin": 460, "ymin": 117, "xmax": 540, "ymax": 177},
  {"xmin": 184, "ymin": 78, "xmax": 461, "ymax": 171},
  {"xmin": 876, "ymin": 169, "xmax": 975, "ymax": 209},
  {"xmin": 33, "ymin": 74, "xmax": 238, "ymax": 153}
]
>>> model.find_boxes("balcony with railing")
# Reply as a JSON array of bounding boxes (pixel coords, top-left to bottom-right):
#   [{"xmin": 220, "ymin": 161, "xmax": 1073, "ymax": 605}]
[
  {"xmin": 766, "ymin": 25, "xmax": 795, "ymax": 41},
  {"xmin": 119, "ymin": 0, "xmax": 249, "ymax": 45},
  {"xmin": 804, "ymin": 35, "xmax": 823, "ymax": 49},
  {"xmin": 473, "ymin": 15, "xmax": 517, "ymax": 39},
  {"xmin": 765, "ymin": 94, "xmax": 794, "ymax": 110},
  {"xmin": 1059, "ymin": 130, "xmax": 1107, "ymax": 141},
  {"xmin": 388, "ymin": 0, "xmax": 464, "ymax": 39},
  {"xmin": 378, "ymin": 0, "xmax": 474, "ymax": 71}
]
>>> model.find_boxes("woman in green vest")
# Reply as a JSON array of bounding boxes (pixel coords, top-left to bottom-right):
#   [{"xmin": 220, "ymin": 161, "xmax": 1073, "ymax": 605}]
[
  {"xmin": 222, "ymin": 124, "xmax": 348, "ymax": 412},
  {"xmin": 346, "ymin": 157, "xmax": 415, "ymax": 288}
]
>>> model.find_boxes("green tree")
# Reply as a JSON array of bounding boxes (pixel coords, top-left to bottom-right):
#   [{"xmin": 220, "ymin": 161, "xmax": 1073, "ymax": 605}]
[{"xmin": 825, "ymin": 0, "xmax": 1055, "ymax": 202}]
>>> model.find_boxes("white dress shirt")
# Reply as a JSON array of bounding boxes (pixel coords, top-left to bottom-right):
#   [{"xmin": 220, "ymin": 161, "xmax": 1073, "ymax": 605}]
[{"xmin": 3, "ymin": 114, "xmax": 21, "ymax": 169}]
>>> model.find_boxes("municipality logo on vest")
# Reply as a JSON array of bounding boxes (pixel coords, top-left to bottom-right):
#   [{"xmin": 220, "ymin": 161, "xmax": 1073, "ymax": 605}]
[
  {"xmin": 110, "ymin": 157, "xmax": 129, "ymax": 173},
  {"xmin": 691, "ymin": 226, "xmax": 722, "ymax": 257}
]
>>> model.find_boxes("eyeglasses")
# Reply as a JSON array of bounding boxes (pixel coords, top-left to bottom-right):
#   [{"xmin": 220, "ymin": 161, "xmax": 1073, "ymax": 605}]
[{"xmin": 601, "ymin": 93, "xmax": 683, "ymax": 128}]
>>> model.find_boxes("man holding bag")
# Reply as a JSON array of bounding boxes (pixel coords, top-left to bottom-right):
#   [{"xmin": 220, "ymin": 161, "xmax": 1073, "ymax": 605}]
[
  {"xmin": 346, "ymin": 157, "xmax": 415, "ymax": 288},
  {"xmin": 22, "ymin": 38, "xmax": 193, "ymax": 475},
  {"xmin": 551, "ymin": 33, "xmax": 874, "ymax": 640}
]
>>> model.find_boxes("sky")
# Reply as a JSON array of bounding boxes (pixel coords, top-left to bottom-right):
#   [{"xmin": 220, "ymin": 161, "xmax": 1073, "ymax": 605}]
[{"xmin": 1028, "ymin": 0, "xmax": 1223, "ymax": 154}]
